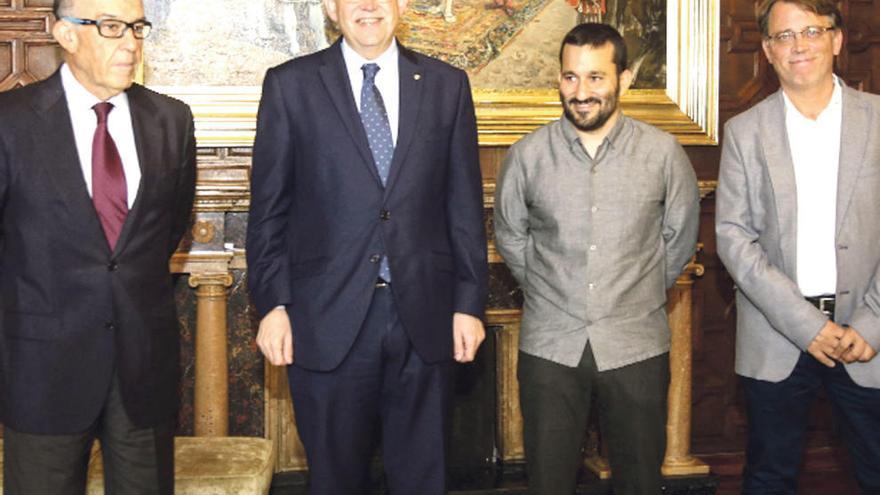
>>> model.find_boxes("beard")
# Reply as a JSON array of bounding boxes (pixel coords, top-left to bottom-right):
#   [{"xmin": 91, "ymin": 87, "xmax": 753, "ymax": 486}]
[{"xmin": 560, "ymin": 84, "xmax": 620, "ymax": 132}]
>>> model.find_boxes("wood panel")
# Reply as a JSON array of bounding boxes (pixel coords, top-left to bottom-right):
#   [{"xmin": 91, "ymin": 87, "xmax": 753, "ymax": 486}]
[{"xmin": 0, "ymin": 1, "xmax": 60, "ymax": 90}]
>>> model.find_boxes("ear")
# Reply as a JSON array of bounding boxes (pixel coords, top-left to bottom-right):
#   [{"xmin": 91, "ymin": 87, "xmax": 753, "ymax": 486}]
[
  {"xmin": 323, "ymin": 0, "xmax": 338, "ymax": 24},
  {"xmin": 397, "ymin": 0, "xmax": 409, "ymax": 15},
  {"xmin": 761, "ymin": 39, "xmax": 774, "ymax": 65},
  {"xmin": 618, "ymin": 68, "xmax": 633, "ymax": 95},
  {"xmin": 52, "ymin": 19, "xmax": 78, "ymax": 55},
  {"xmin": 831, "ymin": 28, "xmax": 843, "ymax": 56}
]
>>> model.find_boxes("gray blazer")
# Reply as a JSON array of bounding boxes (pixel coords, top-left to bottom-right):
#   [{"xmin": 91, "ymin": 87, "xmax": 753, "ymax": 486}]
[{"xmin": 716, "ymin": 86, "xmax": 880, "ymax": 388}]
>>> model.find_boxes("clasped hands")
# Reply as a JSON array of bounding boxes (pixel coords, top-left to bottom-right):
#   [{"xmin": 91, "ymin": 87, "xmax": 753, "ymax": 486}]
[
  {"xmin": 256, "ymin": 307, "xmax": 486, "ymax": 366},
  {"xmin": 807, "ymin": 320, "xmax": 877, "ymax": 367}
]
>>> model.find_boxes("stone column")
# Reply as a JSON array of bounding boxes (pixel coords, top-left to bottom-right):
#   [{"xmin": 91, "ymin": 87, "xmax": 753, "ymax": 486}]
[
  {"xmin": 662, "ymin": 261, "xmax": 710, "ymax": 476},
  {"xmin": 189, "ymin": 272, "xmax": 233, "ymax": 437}
]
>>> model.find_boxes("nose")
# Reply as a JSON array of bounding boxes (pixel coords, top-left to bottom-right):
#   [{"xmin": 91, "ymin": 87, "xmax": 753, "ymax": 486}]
[
  {"xmin": 791, "ymin": 32, "xmax": 808, "ymax": 52},
  {"xmin": 575, "ymin": 79, "xmax": 592, "ymax": 101},
  {"xmin": 360, "ymin": 0, "xmax": 379, "ymax": 10},
  {"xmin": 120, "ymin": 27, "xmax": 141, "ymax": 50}
]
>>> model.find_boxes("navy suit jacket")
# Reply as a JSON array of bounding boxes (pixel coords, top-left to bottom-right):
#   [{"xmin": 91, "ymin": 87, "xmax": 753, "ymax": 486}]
[
  {"xmin": 0, "ymin": 71, "xmax": 196, "ymax": 433},
  {"xmin": 247, "ymin": 40, "xmax": 488, "ymax": 371}
]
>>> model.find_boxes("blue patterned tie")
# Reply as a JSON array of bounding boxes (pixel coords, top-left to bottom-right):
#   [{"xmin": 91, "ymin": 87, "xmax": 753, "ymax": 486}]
[{"xmin": 360, "ymin": 63, "xmax": 393, "ymax": 282}]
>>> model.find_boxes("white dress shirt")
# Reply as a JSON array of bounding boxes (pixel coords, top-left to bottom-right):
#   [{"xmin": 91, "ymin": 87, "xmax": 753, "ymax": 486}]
[
  {"xmin": 341, "ymin": 39, "xmax": 400, "ymax": 145},
  {"xmin": 783, "ymin": 77, "xmax": 842, "ymax": 297},
  {"xmin": 60, "ymin": 63, "xmax": 141, "ymax": 208}
]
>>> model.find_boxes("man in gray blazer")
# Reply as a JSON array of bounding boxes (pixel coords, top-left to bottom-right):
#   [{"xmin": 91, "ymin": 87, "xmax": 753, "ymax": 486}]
[{"xmin": 716, "ymin": 0, "xmax": 880, "ymax": 492}]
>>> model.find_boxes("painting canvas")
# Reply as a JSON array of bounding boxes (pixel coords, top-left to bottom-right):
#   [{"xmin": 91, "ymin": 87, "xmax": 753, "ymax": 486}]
[
  {"xmin": 142, "ymin": 0, "xmax": 716, "ymax": 147},
  {"xmin": 143, "ymin": 0, "xmax": 665, "ymax": 90}
]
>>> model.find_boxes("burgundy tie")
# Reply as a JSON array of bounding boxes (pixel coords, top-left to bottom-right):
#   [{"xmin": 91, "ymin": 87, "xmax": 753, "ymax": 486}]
[{"xmin": 91, "ymin": 102, "xmax": 128, "ymax": 251}]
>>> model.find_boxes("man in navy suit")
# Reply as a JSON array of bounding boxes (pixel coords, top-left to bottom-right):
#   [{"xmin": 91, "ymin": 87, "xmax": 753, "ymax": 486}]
[
  {"xmin": 0, "ymin": 0, "xmax": 195, "ymax": 492},
  {"xmin": 245, "ymin": 0, "xmax": 488, "ymax": 491}
]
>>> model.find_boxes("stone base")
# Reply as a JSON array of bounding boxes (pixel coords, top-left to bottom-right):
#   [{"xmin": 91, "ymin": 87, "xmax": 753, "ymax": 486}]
[
  {"xmin": 0, "ymin": 436, "xmax": 273, "ymax": 495},
  {"xmin": 86, "ymin": 436, "xmax": 275, "ymax": 495}
]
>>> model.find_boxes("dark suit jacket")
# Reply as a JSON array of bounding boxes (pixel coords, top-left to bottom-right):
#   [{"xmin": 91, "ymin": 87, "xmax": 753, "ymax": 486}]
[
  {"xmin": 0, "ymin": 71, "xmax": 196, "ymax": 434},
  {"xmin": 247, "ymin": 40, "xmax": 488, "ymax": 371}
]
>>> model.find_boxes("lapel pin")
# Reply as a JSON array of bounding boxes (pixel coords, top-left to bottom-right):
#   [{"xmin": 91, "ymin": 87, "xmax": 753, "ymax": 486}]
[{"xmin": 414, "ymin": 73, "xmax": 421, "ymax": 81}]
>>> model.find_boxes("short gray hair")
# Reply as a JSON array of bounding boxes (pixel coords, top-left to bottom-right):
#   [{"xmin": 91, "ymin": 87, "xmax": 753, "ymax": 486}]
[{"xmin": 53, "ymin": 0, "xmax": 74, "ymax": 18}]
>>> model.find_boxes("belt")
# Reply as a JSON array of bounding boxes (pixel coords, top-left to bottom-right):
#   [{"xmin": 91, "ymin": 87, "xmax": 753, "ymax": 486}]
[
  {"xmin": 375, "ymin": 278, "xmax": 391, "ymax": 289},
  {"xmin": 805, "ymin": 295, "xmax": 835, "ymax": 318}
]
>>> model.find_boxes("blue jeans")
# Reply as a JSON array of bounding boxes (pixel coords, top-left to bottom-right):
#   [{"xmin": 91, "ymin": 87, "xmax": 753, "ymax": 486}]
[{"xmin": 741, "ymin": 352, "xmax": 880, "ymax": 494}]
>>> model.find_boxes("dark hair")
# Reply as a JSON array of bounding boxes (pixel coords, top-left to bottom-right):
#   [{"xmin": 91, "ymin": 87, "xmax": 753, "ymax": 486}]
[
  {"xmin": 53, "ymin": 0, "xmax": 73, "ymax": 18},
  {"xmin": 558, "ymin": 23, "xmax": 628, "ymax": 74},
  {"xmin": 756, "ymin": 0, "xmax": 843, "ymax": 37}
]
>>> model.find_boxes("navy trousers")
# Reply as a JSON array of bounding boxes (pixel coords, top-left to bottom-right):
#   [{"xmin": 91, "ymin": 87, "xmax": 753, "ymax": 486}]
[
  {"xmin": 741, "ymin": 352, "xmax": 880, "ymax": 495},
  {"xmin": 288, "ymin": 285, "xmax": 453, "ymax": 494}
]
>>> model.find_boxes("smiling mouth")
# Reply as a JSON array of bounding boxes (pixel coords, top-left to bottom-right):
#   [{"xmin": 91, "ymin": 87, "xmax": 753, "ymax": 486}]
[
  {"xmin": 569, "ymin": 99, "xmax": 601, "ymax": 111},
  {"xmin": 357, "ymin": 18, "xmax": 382, "ymax": 25}
]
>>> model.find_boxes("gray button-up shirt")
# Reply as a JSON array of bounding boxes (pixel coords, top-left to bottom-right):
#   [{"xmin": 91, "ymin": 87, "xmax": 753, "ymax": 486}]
[{"xmin": 494, "ymin": 114, "xmax": 699, "ymax": 370}]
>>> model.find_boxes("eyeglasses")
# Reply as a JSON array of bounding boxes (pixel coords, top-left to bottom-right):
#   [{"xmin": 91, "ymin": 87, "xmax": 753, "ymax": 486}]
[
  {"xmin": 766, "ymin": 25, "xmax": 835, "ymax": 45},
  {"xmin": 62, "ymin": 16, "xmax": 153, "ymax": 39}
]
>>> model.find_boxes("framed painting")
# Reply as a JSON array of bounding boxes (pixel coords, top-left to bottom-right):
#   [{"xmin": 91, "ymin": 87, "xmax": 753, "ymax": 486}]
[{"xmin": 143, "ymin": 0, "xmax": 718, "ymax": 146}]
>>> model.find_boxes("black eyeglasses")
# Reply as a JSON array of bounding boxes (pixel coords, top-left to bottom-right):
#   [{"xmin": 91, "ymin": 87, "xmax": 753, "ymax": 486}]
[{"xmin": 62, "ymin": 16, "xmax": 153, "ymax": 39}]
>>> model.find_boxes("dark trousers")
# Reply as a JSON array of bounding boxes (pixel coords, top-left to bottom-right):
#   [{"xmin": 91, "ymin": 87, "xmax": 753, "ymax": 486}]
[
  {"xmin": 288, "ymin": 285, "xmax": 453, "ymax": 495},
  {"xmin": 518, "ymin": 344, "xmax": 669, "ymax": 495},
  {"xmin": 3, "ymin": 376, "xmax": 174, "ymax": 495},
  {"xmin": 742, "ymin": 353, "xmax": 880, "ymax": 495}
]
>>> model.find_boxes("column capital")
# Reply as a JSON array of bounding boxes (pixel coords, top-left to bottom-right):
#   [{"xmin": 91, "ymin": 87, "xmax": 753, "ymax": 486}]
[{"xmin": 189, "ymin": 272, "xmax": 233, "ymax": 289}]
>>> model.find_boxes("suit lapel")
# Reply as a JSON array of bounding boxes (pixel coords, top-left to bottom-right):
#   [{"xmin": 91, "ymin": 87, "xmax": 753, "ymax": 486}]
[
  {"xmin": 384, "ymin": 46, "xmax": 423, "ymax": 196},
  {"xmin": 835, "ymin": 86, "xmax": 870, "ymax": 238},
  {"xmin": 760, "ymin": 91, "xmax": 798, "ymax": 274},
  {"xmin": 35, "ymin": 72, "xmax": 109, "ymax": 252},
  {"xmin": 113, "ymin": 84, "xmax": 155, "ymax": 256},
  {"xmin": 318, "ymin": 40, "xmax": 382, "ymax": 186}
]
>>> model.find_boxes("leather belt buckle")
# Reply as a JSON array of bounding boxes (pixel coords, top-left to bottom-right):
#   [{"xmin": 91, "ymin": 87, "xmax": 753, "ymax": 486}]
[{"xmin": 806, "ymin": 295, "xmax": 835, "ymax": 318}]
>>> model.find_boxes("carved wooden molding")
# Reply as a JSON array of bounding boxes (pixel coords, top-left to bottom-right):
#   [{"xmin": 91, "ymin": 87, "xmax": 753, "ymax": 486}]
[{"xmin": 0, "ymin": 7, "xmax": 59, "ymax": 90}]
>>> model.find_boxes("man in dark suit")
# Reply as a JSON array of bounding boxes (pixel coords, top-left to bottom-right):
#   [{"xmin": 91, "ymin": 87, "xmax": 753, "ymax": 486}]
[
  {"xmin": 246, "ymin": 0, "xmax": 488, "ymax": 491},
  {"xmin": 0, "ymin": 0, "xmax": 196, "ymax": 492}
]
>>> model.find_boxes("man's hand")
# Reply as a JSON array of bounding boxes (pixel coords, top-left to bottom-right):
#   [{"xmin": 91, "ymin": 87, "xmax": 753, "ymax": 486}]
[
  {"xmin": 838, "ymin": 327, "xmax": 878, "ymax": 364},
  {"xmin": 453, "ymin": 312, "xmax": 486, "ymax": 363},
  {"xmin": 256, "ymin": 307, "xmax": 294, "ymax": 366},
  {"xmin": 806, "ymin": 321, "xmax": 846, "ymax": 367}
]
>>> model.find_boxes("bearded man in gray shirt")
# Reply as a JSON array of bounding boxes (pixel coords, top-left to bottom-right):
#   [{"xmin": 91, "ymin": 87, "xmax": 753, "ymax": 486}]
[{"xmin": 494, "ymin": 23, "xmax": 700, "ymax": 495}]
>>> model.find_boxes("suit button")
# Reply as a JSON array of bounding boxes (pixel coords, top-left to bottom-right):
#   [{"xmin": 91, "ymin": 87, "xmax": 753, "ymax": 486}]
[
  {"xmin": 369, "ymin": 254, "xmax": 381, "ymax": 263},
  {"xmin": 105, "ymin": 322, "xmax": 116, "ymax": 331},
  {"xmin": 107, "ymin": 261, "xmax": 118, "ymax": 271},
  {"xmin": 380, "ymin": 209, "xmax": 390, "ymax": 221}
]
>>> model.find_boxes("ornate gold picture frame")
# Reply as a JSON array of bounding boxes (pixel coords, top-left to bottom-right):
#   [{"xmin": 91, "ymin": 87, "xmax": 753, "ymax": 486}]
[{"xmin": 150, "ymin": 0, "xmax": 718, "ymax": 147}]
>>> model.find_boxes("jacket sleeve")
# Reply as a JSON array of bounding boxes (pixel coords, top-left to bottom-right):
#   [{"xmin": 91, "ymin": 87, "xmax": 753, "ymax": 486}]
[
  {"xmin": 169, "ymin": 105, "xmax": 196, "ymax": 256},
  {"xmin": 246, "ymin": 68, "xmax": 295, "ymax": 319},
  {"xmin": 445, "ymin": 72, "xmax": 488, "ymax": 320},
  {"xmin": 715, "ymin": 121, "xmax": 828, "ymax": 350}
]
